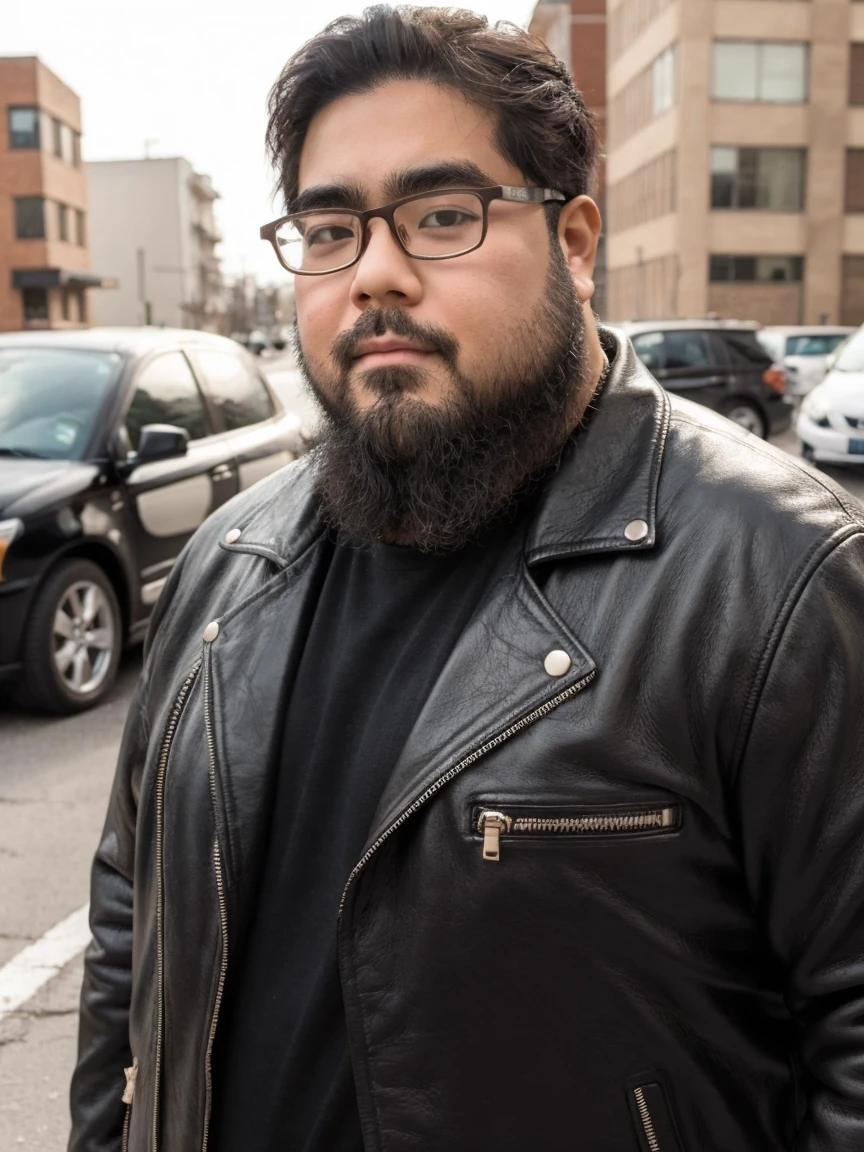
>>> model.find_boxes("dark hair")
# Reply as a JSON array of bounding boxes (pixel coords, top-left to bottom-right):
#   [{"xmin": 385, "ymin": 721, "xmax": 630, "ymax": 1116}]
[{"xmin": 266, "ymin": 5, "xmax": 599, "ymax": 213}]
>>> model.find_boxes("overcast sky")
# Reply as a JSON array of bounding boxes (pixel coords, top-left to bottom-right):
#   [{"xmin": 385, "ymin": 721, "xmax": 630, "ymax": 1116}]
[{"xmin": 5, "ymin": 0, "xmax": 536, "ymax": 284}]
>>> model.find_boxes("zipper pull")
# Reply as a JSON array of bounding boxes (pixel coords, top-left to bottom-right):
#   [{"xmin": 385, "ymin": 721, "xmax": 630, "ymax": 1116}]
[
  {"xmin": 478, "ymin": 810, "xmax": 512, "ymax": 861},
  {"xmin": 122, "ymin": 1056, "xmax": 138, "ymax": 1104}
]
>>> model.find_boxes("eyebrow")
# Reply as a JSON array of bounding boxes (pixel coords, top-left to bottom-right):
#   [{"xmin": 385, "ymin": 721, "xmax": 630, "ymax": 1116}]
[{"xmin": 290, "ymin": 160, "xmax": 496, "ymax": 215}]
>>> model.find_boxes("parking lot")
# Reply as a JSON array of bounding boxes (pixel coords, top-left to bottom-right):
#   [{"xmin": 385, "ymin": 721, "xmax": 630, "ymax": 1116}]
[{"xmin": 1, "ymin": 353, "xmax": 863, "ymax": 1148}]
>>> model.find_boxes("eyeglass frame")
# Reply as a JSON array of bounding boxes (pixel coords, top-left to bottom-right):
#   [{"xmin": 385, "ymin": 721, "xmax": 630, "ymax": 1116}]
[{"xmin": 259, "ymin": 184, "xmax": 568, "ymax": 276}]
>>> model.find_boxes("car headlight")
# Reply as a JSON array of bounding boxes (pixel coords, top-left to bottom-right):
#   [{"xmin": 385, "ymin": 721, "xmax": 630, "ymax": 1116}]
[
  {"xmin": 0, "ymin": 518, "xmax": 23, "ymax": 582},
  {"xmin": 802, "ymin": 395, "xmax": 832, "ymax": 425}
]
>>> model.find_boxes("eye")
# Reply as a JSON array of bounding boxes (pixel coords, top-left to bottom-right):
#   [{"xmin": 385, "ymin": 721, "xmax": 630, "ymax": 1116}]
[
  {"xmin": 417, "ymin": 208, "xmax": 478, "ymax": 229},
  {"xmin": 306, "ymin": 224, "xmax": 356, "ymax": 246}
]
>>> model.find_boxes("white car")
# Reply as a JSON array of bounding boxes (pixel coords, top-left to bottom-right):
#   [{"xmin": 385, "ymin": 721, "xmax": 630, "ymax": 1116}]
[
  {"xmin": 758, "ymin": 325, "xmax": 854, "ymax": 396},
  {"xmin": 797, "ymin": 325, "xmax": 864, "ymax": 464}
]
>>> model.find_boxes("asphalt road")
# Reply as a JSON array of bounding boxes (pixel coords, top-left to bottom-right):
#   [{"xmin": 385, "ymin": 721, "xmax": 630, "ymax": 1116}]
[{"xmin": 0, "ymin": 357, "xmax": 862, "ymax": 1148}]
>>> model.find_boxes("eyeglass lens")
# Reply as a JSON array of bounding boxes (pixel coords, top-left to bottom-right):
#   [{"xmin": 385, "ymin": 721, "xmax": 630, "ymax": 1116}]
[{"xmin": 274, "ymin": 191, "xmax": 485, "ymax": 273}]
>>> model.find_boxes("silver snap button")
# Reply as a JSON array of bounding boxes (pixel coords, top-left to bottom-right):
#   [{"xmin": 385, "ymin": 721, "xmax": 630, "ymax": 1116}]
[
  {"xmin": 544, "ymin": 649, "xmax": 572, "ymax": 677},
  {"xmin": 202, "ymin": 621, "xmax": 220, "ymax": 642},
  {"xmin": 624, "ymin": 519, "xmax": 649, "ymax": 542},
  {"xmin": 224, "ymin": 528, "xmax": 242, "ymax": 544}
]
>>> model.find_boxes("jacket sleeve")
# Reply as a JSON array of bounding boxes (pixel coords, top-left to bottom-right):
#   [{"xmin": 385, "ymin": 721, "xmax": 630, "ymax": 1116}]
[
  {"xmin": 735, "ymin": 530, "xmax": 864, "ymax": 1150},
  {"xmin": 68, "ymin": 550, "xmax": 187, "ymax": 1152}
]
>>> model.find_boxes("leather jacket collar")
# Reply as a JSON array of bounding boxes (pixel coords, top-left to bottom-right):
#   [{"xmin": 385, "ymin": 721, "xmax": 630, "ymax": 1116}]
[{"xmin": 222, "ymin": 327, "xmax": 671, "ymax": 572}]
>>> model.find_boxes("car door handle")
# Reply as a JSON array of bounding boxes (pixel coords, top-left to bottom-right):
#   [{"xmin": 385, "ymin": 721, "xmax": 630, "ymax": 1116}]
[{"xmin": 212, "ymin": 464, "xmax": 234, "ymax": 480}]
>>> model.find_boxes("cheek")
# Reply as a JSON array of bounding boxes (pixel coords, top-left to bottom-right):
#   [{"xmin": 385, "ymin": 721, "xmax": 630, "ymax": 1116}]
[{"xmin": 295, "ymin": 282, "xmax": 344, "ymax": 364}]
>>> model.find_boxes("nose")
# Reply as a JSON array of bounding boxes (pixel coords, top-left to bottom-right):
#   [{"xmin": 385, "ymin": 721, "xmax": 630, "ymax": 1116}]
[{"xmin": 349, "ymin": 217, "xmax": 423, "ymax": 310}]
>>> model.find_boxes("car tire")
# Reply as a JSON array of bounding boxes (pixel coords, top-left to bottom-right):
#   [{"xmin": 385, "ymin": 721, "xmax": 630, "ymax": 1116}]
[
  {"xmin": 15, "ymin": 559, "xmax": 123, "ymax": 715},
  {"xmin": 720, "ymin": 399, "xmax": 768, "ymax": 439},
  {"xmin": 801, "ymin": 442, "xmax": 816, "ymax": 463}
]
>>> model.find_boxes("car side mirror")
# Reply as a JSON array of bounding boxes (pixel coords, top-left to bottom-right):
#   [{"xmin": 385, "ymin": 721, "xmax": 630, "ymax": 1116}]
[{"xmin": 120, "ymin": 424, "xmax": 190, "ymax": 474}]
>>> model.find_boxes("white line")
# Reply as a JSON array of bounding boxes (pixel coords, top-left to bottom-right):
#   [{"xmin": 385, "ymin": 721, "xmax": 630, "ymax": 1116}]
[{"xmin": 0, "ymin": 903, "xmax": 90, "ymax": 1020}]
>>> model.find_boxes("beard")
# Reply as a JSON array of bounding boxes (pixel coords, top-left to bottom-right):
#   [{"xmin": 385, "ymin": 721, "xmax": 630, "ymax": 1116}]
[{"xmin": 294, "ymin": 247, "xmax": 592, "ymax": 553}]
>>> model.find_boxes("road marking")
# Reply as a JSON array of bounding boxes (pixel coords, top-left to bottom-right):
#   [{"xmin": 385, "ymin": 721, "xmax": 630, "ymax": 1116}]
[{"xmin": 0, "ymin": 904, "xmax": 90, "ymax": 1020}]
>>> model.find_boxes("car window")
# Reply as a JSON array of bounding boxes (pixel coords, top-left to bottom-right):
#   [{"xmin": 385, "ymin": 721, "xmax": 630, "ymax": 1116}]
[
  {"xmin": 631, "ymin": 332, "xmax": 665, "ymax": 370},
  {"xmin": 717, "ymin": 330, "xmax": 770, "ymax": 366},
  {"xmin": 0, "ymin": 348, "xmax": 121, "ymax": 460},
  {"xmin": 662, "ymin": 330, "xmax": 711, "ymax": 369},
  {"xmin": 786, "ymin": 334, "xmax": 846, "ymax": 356},
  {"xmin": 195, "ymin": 350, "xmax": 275, "ymax": 430},
  {"xmin": 125, "ymin": 352, "xmax": 210, "ymax": 450}
]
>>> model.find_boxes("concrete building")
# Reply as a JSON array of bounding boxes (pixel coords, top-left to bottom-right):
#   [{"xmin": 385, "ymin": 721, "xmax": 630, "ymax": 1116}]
[
  {"xmin": 528, "ymin": 0, "xmax": 608, "ymax": 313},
  {"xmin": 0, "ymin": 56, "xmax": 111, "ymax": 332},
  {"xmin": 604, "ymin": 0, "xmax": 864, "ymax": 325},
  {"xmin": 86, "ymin": 157, "xmax": 225, "ymax": 331}
]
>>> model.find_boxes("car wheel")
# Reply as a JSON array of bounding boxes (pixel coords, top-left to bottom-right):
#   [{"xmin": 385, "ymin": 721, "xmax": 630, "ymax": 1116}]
[
  {"xmin": 720, "ymin": 400, "xmax": 768, "ymax": 439},
  {"xmin": 16, "ymin": 559, "xmax": 122, "ymax": 714}
]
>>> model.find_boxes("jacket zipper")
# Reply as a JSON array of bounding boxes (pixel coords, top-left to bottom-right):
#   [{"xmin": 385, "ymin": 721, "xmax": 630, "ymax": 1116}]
[
  {"xmin": 633, "ymin": 1085, "xmax": 661, "ymax": 1152},
  {"xmin": 121, "ymin": 1056, "xmax": 137, "ymax": 1152},
  {"xmin": 201, "ymin": 653, "xmax": 229, "ymax": 1152},
  {"xmin": 338, "ymin": 669, "xmax": 596, "ymax": 916},
  {"xmin": 152, "ymin": 659, "xmax": 202, "ymax": 1152},
  {"xmin": 476, "ymin": 805, "xmax": 679, "ymax": 861}
]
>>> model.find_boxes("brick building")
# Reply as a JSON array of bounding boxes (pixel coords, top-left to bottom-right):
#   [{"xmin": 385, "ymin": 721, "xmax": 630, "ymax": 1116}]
[
  {"xmin": 0, "ymin": 56, "xmax": 110, "ymax": 332},
  {"xmin": 528, "ymin": 0, "xmax": 608, "ymax": 315},
  {"xmin": 603, "ymin": 0, "xmax": 864, "ymax": 325}
]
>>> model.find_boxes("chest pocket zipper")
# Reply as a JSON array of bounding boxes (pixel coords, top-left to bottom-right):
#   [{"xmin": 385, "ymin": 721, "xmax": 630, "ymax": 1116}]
[
  {"xmin": 474, "ymin": 804, "xmax": 681, "ymax": 861},
  {"xmin": 627, "ymin": 1076, "xmax": 686, "ymax": 1152}
]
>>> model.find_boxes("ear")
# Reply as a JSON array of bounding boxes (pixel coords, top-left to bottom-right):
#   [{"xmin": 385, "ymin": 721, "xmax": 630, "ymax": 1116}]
[{"xmin": 557, "ymin": 195, "xmax": 602, "ymax": 304}]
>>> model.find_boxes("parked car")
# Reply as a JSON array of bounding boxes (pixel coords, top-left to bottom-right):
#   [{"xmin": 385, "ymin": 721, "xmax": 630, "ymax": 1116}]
[
  {"xmin": 796, "ymin": 323, "xmax": 864, "ymax": 465},
  {"xmin": 756, "ymin": 325, "xmax": 854, "ymax": 396},
  {"xmin": 0, "ymin": 327, "xmax": 305, "ymax": 714},
  {"xmin": 619, "ymin": 320, "xmax": 793, "ymax": 439},
  {"xmin": 247, "ymin": 329, "xmax": 268, "ymax": 356}
]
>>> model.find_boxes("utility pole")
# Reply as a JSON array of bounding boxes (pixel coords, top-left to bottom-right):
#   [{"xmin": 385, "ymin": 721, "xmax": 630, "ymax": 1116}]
[{"xmin": 136, "ymin": 247, "xmax": 152, "ymax": 326}]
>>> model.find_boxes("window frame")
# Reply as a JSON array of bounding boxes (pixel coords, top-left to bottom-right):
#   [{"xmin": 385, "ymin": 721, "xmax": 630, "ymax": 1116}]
[
  {"xmin": 710, "ymin": 146, "xmax": 806, "ymax": 211},
  {"xmin": 709, "ymin": 254, "xmax": 805, "ymax": 283},
  {"xmin": 711, "ymin": 40, "xmax": 809, "ymax": 104},
  {"xmin": 14, "ymin": 196, "xmax": 47, "ymax": 240},
  {"xmin": 8, "ymin": 105, "xmax": 41, "ymax": 149}
]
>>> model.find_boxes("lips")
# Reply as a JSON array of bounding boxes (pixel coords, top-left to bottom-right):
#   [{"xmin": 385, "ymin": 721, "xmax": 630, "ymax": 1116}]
[{"xmin": 353, "ymin": 338, "xmax": 434, "ymax": 359}]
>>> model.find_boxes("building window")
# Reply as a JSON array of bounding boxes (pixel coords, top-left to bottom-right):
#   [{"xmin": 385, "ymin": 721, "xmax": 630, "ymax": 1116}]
[
  {"xmin": 52, "ymin": 117, "xmax": 62, "ymax": 157},
  {"xmin": 709, "ymin": 255, "xmax": 804, "ymax": 282},
  {"xmin": 57, "ymin": 203, "xmax": 69, "ymax": 242},
  {"xmin": 851, "ymin": 45, "xmax": 864, "ymax": 106},
  {"xmin": 22, "ymin": 289, "xmax": 49, "ymax": 321},
  {"xmin": 652, "ymin": 45, "xmax": 677, "ymax": 117},
  {"xmin": 72, "ymin": 131, "xmax": 81, "ymax": 167},
  {"xmin": 711, "ymin": 147, "xmax": 806, "ymax": 210},
  {"xmin": 61, "ymin": 290, "xmax": 70, "ymax": 321},
  {"xmin": 847, "ymin": 150, "xmax": 864, "ymax": 213},
  {"xmin": 75, "ymin": 209, "xmax": 86, "ymax": 246},
  {"xmin": 712, "ymin": 42, "xmax": 808, "ymax": 103},
  {"xmin": 8, "ymin": 106, "xmax": 41, "ymax": 149},
  {"xmin": 14, "ymin": 197, "xmax": 46, "ymax": 239}
]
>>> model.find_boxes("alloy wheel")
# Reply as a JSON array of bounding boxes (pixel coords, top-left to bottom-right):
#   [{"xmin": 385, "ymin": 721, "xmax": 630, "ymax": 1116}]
[
  {"xmin": 52, "ymin": 580, "xmax": 116, "ymax": 697},
  {"xmin": 724, "ymin": 404, "xmax": 766, "ymax": 437}
]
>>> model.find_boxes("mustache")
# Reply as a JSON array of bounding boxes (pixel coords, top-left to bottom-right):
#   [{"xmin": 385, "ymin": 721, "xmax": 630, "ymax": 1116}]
[{"xmin": 331, "ymin": 308, "xmax": 460, "ymax": 374}]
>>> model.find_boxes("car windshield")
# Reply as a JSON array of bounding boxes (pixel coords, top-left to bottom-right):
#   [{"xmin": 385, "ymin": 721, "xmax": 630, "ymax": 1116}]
[
  {"xmin": 832, "ymin": 328, "xmax": 864, "ymax": 374},
  {"xmin": 786, "ymin": 333, "xmax": 849, "ymax": 356},
  {"xmin": 0, "ymin": 348, "xmax": 122, "ymax": 460}
]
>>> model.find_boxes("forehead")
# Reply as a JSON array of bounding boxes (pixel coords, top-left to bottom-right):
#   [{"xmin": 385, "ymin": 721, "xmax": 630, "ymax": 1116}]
[{"xmin": 297, "ymin": 78, "xmax": 521, "ymax": 198}]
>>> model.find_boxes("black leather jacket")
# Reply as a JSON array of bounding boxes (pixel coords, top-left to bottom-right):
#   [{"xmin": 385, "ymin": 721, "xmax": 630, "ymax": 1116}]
[{"xmin": 70, "ymin": 329, "xmax": 864, "ymax": 1152}]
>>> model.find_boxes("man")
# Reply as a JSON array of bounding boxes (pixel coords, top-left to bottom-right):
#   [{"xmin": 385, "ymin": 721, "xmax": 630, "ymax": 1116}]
[{"xmin": 70, "ymin": 7, "xmax": 864, "ymax": 1152}]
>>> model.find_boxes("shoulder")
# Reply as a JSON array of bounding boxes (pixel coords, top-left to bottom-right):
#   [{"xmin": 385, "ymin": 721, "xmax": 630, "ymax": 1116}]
[{"xmin": 662, "ymin": 394, "xmax": 864, "ymax": 550}]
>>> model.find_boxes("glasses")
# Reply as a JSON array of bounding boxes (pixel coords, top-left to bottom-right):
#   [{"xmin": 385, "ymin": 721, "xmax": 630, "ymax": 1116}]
[{"xmin": 260, "ymin": 185, "xmax": 567, "ymax": 276}]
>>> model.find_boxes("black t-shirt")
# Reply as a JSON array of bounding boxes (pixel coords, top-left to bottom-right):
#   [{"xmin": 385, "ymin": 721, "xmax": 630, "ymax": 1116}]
[{"xmin": 211, "ymin": 528, "xmax": 513, "ymax": 1152}]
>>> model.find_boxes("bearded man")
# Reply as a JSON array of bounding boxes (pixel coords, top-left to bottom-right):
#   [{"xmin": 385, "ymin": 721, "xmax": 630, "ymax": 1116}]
[{"xmin": 69, "ymin": 7, "xmax": 864, "ymax": 1152}]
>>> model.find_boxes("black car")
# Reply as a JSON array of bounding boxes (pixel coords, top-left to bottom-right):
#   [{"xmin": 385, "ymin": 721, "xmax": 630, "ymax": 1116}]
[
  {"xmin": 0, "ymin": 327, "xmax": 305, "ymax": 713},
  {"xmin": 619, "ymin": 320, "xmax": 794, "ymax": 439}
]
